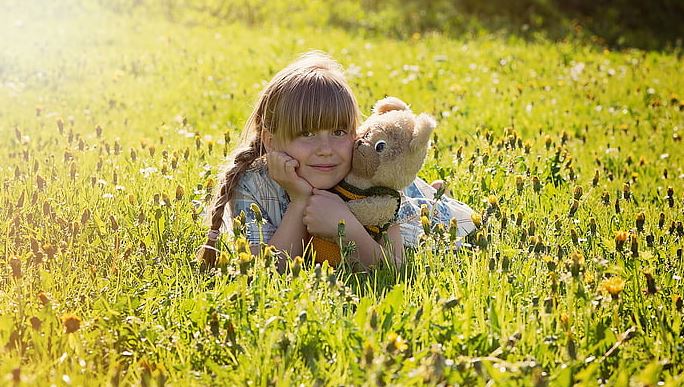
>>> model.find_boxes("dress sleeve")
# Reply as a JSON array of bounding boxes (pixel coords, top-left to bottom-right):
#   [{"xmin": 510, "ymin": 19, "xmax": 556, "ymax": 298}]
[
  {"xmin": 398, "ymin": 177, "xmax": 477, "ymax": 247},
  {"xmin": 227, "ymin": 174, "xmax": 277, "ymax": 246}
]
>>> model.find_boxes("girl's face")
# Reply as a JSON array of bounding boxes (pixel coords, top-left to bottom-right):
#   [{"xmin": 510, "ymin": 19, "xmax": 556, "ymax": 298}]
[{"xmin": 277, "ymin": 128, "xmax": 354, "ymax": 189}]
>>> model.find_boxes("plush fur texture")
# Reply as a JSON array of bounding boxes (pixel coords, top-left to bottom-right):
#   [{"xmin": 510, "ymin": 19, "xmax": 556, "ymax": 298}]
[{"xmin": 311, "ymin": 97, "xmax": 436, "ymax": 265}]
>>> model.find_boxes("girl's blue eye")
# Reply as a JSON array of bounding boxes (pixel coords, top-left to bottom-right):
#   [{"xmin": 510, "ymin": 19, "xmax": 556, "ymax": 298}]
[
  {"xmin": 300, "ymin": 131, "xmax": 314, "ymax": 137},
  {"xmin": 333, "ymin": 129, "xmax": 347, "ymax": 137}
]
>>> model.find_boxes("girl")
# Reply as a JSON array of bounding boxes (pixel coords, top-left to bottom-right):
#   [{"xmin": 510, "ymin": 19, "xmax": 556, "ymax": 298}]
[{"xmin": 197, "ymin": 51, "xmax": 476, "ymax": 271}]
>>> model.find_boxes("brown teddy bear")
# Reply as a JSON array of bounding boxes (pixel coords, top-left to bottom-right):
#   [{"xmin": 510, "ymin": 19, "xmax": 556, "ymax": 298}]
[{"xmin": 311, "ymin": 97, "xmax": 436, "ymax": 266}]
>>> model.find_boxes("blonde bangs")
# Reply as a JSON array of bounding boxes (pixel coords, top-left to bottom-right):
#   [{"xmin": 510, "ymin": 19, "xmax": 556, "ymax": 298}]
[{"xmin": 272, "ymin": 72, "xmax": 359, "ymax": 144}]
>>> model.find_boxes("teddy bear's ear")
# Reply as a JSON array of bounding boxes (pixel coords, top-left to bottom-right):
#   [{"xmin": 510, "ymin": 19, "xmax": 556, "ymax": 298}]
[
  {"xmin": 410, "ymin": 113, "xmax": 437, "ymax": 152},
  {"xmin": 373, "ymin": 97, "xmax": 410, "ymax": 115}
]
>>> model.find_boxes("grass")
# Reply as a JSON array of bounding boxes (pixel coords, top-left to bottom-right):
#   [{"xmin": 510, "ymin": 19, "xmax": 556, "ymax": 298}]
[{"xmin": 1, "ymin": 0, "xmax": 683, "ymax": 385}]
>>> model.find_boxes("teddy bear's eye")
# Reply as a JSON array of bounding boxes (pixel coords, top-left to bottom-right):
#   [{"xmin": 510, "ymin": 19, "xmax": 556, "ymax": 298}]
[{"xmin": 374, "ymin": 140, "xmax": 386, "ymax": 152}]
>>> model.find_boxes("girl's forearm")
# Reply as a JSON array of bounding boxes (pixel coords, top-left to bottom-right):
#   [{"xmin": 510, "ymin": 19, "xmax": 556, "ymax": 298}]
[{"xmin": 343, "ymin": 220, "xmax": 403, "ymax": 269}]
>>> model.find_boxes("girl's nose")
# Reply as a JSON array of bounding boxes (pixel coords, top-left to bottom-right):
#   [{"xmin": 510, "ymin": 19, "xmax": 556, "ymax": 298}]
[{"xmin": 316, "ymin": 134, "xmax": 333, "ymax": 153}]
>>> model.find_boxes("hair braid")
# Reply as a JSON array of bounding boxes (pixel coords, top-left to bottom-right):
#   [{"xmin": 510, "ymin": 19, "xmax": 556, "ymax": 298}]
[{"xmin": 196, "ymin": 135, "xmax": 264, "ymax": 269}]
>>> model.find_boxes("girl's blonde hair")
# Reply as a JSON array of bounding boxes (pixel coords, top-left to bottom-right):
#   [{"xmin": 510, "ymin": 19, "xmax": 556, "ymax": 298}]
[{"xmin": 198, "ymin": 51, "xmax": 360, "ymax": 267}]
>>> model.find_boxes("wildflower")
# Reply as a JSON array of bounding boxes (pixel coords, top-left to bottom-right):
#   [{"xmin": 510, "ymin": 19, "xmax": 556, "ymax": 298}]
[
  {"xmin": 30, "ymin": 316, "xmax": 42, "ymax": 331},
  {"xmin": 385, "ymin": 332, "xmax": 408, "ymax": 353},
  {"xmin": 666, "ymin": 187, "xmax": 674, "ymax": 208},
  {"xmin": 592, "ymin": 170, "xmax": 599, "ymax": 187},
  {"xmin": 36, "ymin": 175, "xmax": 46, "ymax": 191},
  {"xmin": 291, "ymin": 256, "xmax": 303, "ymax": 278},
  {"xmin": 630, "ymin": 233, "xmax": 639, "ymax": 257},
  {"xmin": 515, "ymin": 175, "xmax": 524, "ymax": 194},
  {"xmin": 643, "ymin": 271, "xmax": 657, "ymax": 295},
  {"xmin": 205, "ymin": 177, "xmax": 215, "ymax": 191},
  {"xmin": 532, "ymin": 176, "xmax": 542, "ymax": 193},
  {"xmin": 421, "ymin": 215, "xmax": 430, "ymax": 235},
  {"xmin": 658, "ymin": 212, "xmax": 665, "ymax": 229},
  {"xmin": 636, "ymin": 212, "xmax": 646, "ymax": 232},
  {"xmin": 420, "ymin": 204, "xmax": 430, "ymax": 218},
  {"xmin": 589, "ymin": 218, "xmax": 597, "ymax": 235},
  {"xmin": 9, "ymin": 257, "xmax": 22, "ymax": 279},
  {"xmin": 615, "ymin": 231, "xmax": 628, "ymax": 251},
  {"xmin": 37, "ymin": 291, "xmax": 49, "ymax": 305},
  {"xmin": 61, "ymin": 313, "xmax": 81, "ymax": 333},
  {"xmin": 674, "ymin": 295, "xmax": 683, "ymax": 311},
  {"xmin": 363, "ymin": 342, "xmax": 374, "ymax": 366},
  {"xmin": 600, "ymin": 276, "xmax": 625, "ymax": 299},
  {"xmin": 601, "ymin": 191, "xmax": 610, "ymax": 205},
  {"xmin": 238, "ymin": 252, "xmax": 253, "ymax": 275},
  {"xmin": 234, "ymin": 237, "xmax": 249, "ymax": 254},
  {"xmin": 544, "ymin": 255, "xmax": 556, "ymax": 272},
  {"xmin": 471, "ymin": 213, "xmax": 482, "ymax": 228},
  {"xmin": 572, "ymin": 186, "xmax": 583, "ymax": 200},
  {"xmin": 567, "ymin": 251, "xmax": 584, "ymax": 278},
  {"xmin": 217, "ymin": 252, "xmax": 229, "ymax": 267},
  {"xmin": 262, "ymin": 245, "xmax": 275, "ymax": 267},
  {"xmin": 448, "ymin": 218, "xmax": 459, "ymax": 241},
  {"xmin": 250, "ymin": 203, "xmax": 262, "ymax": 223},
  {"xmin": 568, "ymin": 199, "xmax": 579, "ymax": 217}
]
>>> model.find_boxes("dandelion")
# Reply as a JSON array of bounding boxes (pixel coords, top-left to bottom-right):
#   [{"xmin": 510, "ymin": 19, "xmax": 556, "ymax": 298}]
[
  {"xmin": 471, "ymin": 213, "xmax": 482, "ymax": 228},
  {"xmin": 448, "ymin": 218, "xmax": 459, "ymax": 241},
  {"xmin": 674, "ymin": 295, "xmax": 683, "ymax": 311},
  {"xmin": 421, "ymin": 215, "xmax": 431, "ymax": 235},
  {"xmin": 385, "ymin": 332, "xmax": 408, "ymax": 353},
  {"xmin": 568, "ymin": 251, "xmax": 584, "ymax": 278},
  {"xmin": 600, "ymin": 276, "xmax": 625, "ymax": 299},
  {"xmin": 532, "ymin": 176, "xmax": 542, "ymax": 193},
  {"xmin": 568, "ymin": 199, "xmax": 579, "ymax": 217},
  {"xmin": 62, "ymin": 313, "xmax": 81, "ymax": 333},
  {"xmin": 250, "ymin": 203, "xmax": 263, "ymax": 223},
  {"xmin": 589, "ymin": 218, "xmax": 597, "ymax": 235},
  {"xmin": 643, "ymin": 271, "xmax": 657, "ymax": 295},
  {"xmin": 601, "ymin": 191, "xmax": 610, "ymax": 205},
  {"xmin": 629, "ymin": 233, "xmax": 639, "ymax": 257},
  {"xmin": 37, "ymin": 291, "xmax": 49, "ymax": 305},
  {"xmin": 217, "ymin": 251, "xmax": 229, "ymax": 267},
  {"xmin": 615, "ymin": 231, "xmax": 628, "ymax": 251},
  {"xmin": 238, "ymin": 252, "xmax": 253, "ymax": 275},
  {"xmin": 487, "ymin": 195, "xmax": 499, "ymax": 209},
  {"xmin": 636, "ymin": 212, "xmax": 646, "ymax": 232},
  {"xmin": 9, "ymin": 257, "xmax": 22, "ymax": 279},
  {"xmin": 291, "ymin": 256, "xmax": 303, "ymax": 278},
  {"xmin": 573, "ymin": 186, "xmax": 583, "ymax": 200},
  {"xmin": 363, "ymin": 342, "xmax": 375, "ymax": 366},
  {"xmin": 622, "ymin": 183, "xmax": 631, "ymax": 200},
  {"xmin": 30, "ymin": 316, "xmax": 42, "ymax": 331},
  {"xmin": 515, "ymin": 175, "xmax": 524, "ymax": 194},
  {"xmin": 337, "ymin": 219, "xmax": 346, "ymax": 239}
]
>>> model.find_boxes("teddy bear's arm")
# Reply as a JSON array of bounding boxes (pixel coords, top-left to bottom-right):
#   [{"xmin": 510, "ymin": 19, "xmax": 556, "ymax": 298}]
[{"xmin": 347, "ymin": 195, "xmax": 399, "ymax": 226}]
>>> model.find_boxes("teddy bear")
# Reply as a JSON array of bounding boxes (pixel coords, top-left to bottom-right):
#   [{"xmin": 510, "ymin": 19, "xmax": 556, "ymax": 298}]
[{"xmin": 310, "ymin": 96, "xmax": 436, "ymax": 266}]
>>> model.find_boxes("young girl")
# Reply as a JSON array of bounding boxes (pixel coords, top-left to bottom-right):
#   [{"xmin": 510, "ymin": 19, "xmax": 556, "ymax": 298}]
[{"xmin": 197, "ymin": 51, "xmax": 476, "ymax": 271}]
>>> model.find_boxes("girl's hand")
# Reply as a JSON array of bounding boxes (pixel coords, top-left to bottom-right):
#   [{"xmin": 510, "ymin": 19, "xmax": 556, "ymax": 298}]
[
  {"xmin": 303, "ymin": 189, "xmax": 355, "ymax": 239},
  {"xmin": 267, "ymin": 151, "xmax": 312, "ymax": 203}
]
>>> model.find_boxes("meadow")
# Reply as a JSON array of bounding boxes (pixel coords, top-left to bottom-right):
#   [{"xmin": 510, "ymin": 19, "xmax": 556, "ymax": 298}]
[{"xmin": 1, "ymin": 1, "xmax": 683, "ymax": 385}]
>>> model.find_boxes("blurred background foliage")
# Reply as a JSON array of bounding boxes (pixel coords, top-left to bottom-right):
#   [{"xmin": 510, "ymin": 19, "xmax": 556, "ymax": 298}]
[{"xmin": 99, "ymin": 0, "xmax": 684, "ymax": 51}]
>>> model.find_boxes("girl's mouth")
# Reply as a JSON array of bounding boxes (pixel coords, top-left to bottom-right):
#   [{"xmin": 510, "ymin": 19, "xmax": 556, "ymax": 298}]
[{"xmin": 310, "ymin": 164, "xmax": 337, "ymax": 172}]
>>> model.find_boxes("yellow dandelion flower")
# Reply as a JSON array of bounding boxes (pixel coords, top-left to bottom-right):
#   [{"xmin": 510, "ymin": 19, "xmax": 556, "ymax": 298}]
[{"xmin": 600, "ymin": 277, "xmax": 625, "ymax": 298}]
